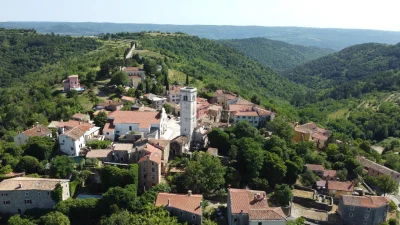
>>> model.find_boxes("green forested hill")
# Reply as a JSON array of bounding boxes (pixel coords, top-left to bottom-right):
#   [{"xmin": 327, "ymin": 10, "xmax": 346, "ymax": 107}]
[
  {"xmin": 282, "ymin": 42, "xmax": 400, "ymax": 100},
  {"xmin": 0, "ymin": 28, "xmax": 100, "ymax": 87},
  {"xmin": 219, "ymin": 38, "xmax": 334, "ymax": 71},
  {"xmin": 132, "ymin": 34, "xmax": 303, "ymax": 101}
]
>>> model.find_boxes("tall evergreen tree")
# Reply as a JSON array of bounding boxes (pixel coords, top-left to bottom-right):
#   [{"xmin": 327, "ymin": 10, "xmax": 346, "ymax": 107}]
[
  {"xmin": 186, "ymin": 74, "xmax": 189, "ymax": 86},
  {"xmin": 164, "ymin": 73, "xmax": 169, "ymax": 91}
]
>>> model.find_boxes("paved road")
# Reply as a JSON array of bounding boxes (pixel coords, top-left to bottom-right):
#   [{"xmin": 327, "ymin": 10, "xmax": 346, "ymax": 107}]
[
  {"xmin": 125, "ymin": 44, "xmax": 136, "ymax": 59},
  {"xmin": 387, "ymin": 194, "xmax": 400, "ymax": 211}
]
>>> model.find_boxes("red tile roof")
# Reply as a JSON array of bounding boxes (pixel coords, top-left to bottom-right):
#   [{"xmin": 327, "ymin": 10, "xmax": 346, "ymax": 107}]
[
  {"xmin": 327, "ymin": 181, "xmax": 354, "ymax": 192},
  {"xmin": 229, "ymin": 104, "xmax": 253, "ymax": 112},
  {"xmin": 248, "ymin": 208, "xmax": 286, "ymax": 221},
  {"xmin": 255, "ymin": 107, "xmax": 273, "ymax": 116},
  {"xmin": 22, "ymin": 125, "xmax": 51, "ymax": 137},
  {"xmin": 155, "ymin": 193, "xmax": 203, "ymax": 215},
  {"xmin": 341, "ymin": 195, "xmax": 389, "ymax": 208},
  {"xmin": 233, "ymin": 111, "xmax": 259, "ymax": 117},
  {"xmin": 103, "ymin": 122, "xmax": 115, "ymax": 132},
  {"xmin": 121, "ymin": 96, "xmax": 136, "ymax": 102},
  {"xmin": 139, "ymin": 144, "xmax": 162, "ymax": 164},
  {"xmin": 323, "ymin": 170, "xmax": 337, "ymax": 177},
  {"xmin": 306, "ymin": 164, "xmax": 324, "ymax": 172},
  {"xmin": 72, "ymin": 113, "xmax": 87, "ymax": 120},
  {"xmin": 228, "ymin": 189, "xmax": 286, "ymax": 221},
  {"xmin": 86, "ymin": 150, "xmax": 112, "ymax": 158},
  {"xmin": 63, "ymin": 124, "xmax": 93, "ymax": 141},
  {"xmin": 107, "ymin": 111, "xmax": 161, "ymax": 128},
  {"xmin": 312, "ymin": 132, "xmax": 329, "ymax": 141}
]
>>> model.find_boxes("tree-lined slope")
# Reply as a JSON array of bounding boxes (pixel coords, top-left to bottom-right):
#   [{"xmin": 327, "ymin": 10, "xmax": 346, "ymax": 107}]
[
  {"xmin": 0, "ymin": 28, "xmax": 100, "ymax": 87},
  {"xmin": 220, "ymin": 37, "xmax": 334, "ymax": 71},
  {"xmin": 134, "ymin": 34, "xmax": 302, "ymax": 100},
  {"xmin": 282, "ymin": 42, "xmax": 400, "ymax": 99}
]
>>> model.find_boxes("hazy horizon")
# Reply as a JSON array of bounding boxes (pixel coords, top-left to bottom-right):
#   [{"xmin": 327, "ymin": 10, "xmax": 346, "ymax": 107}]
[{"xmin": 2, "ymin": 0, "xmax": 400, "ymax": 32}]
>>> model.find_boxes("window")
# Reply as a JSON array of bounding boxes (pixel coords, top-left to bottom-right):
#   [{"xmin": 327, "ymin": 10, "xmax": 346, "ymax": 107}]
[
  {"xmin": 349, "ymin": 213, "xmax": 353, "ymax": 217},
  {"xmin": 106, "ymin": 132, "xmax": 109, "ymax": 135},
  {"xmin": 116, "ymin": 131, "xmax": 120, "ymax": 134},
  {"xmin": 350, "ymin": 207, "xmax": 354, "ymax": 210},
  {"xmin": 129, "ymin": 126, "xmax": 132, "ymax": 131},
  {"xmin": 48, "ymin": 192, "xmax": 50, "ymax": 195},
  {"xmin": 71, "ymin": 147, "xmax": 73, "ymax": 151},
  {"xmin": 63, "ymin": 140, "xmax": 65, "ymax": 143},
  {"xmin": 234, "ymin": 218, "xmax": 238, "ymax": 222},
  {"xmin": 25, "ymin": 192, "xmax": 29, "ymax": 196},
  {"xmin": 152, "ymin": 176, "xmax": 155, "ymax": 180},
  {"xmin": 38, "ymin": 192, "xmax": 41, "ymax": 196},
  {"xmin": 152, "ymin": 168, "xmax": 155, "ymax": 172},
  {"xmin": 367, "ymin": 208, "xmax": 371, "ymax": 212},
  {"xmin": 24, "ymin": 200, "xmax": 32, "ymax": 204},
  {"xmin": 1, "ymin": 193, "xmax": 7, "ymax": 196},
  {"xmin": 192, "ymin": 215, "xmax": 196, "ymax": 220},
  {"xmin": 3, "ymin": 201, "xmax": 10, "ymax": 205},
  {"xmin": 258, "ymin": 223, "xmax": 262, "ymax": 225},
  {"xmin": 364, "ymin": 220, "xmax": 367, "ymax": 224},
  {"xmin": 180, "ymin": 212, "xmax": 183, "ymax": 216}
]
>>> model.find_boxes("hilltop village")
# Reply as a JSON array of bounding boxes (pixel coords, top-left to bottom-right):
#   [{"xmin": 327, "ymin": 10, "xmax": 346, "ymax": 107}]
[{"xmin": 0, "ymin": 32, "xmax": 400, "ymax": 225}]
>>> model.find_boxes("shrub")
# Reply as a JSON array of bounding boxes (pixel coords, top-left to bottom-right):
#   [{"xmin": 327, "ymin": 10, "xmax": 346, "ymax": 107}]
[{"xmin": 51, "ymin": 183, "xmax": 63, "ymax": 203}]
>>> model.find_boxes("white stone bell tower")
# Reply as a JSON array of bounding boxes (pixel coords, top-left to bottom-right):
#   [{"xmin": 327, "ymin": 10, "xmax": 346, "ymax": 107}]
[{"xmin": 180, "ymin": 87, "xmax": 197, "ymax": 140}]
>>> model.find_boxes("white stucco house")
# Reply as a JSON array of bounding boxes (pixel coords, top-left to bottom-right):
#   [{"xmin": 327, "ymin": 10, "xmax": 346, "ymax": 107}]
[
  {"xmin": 59, "ymin": 124, "xmax": 100, "ymax": 156},
  {"xmin": 103, "ymin": 109, "xmax": 168, "ymax": 141}
]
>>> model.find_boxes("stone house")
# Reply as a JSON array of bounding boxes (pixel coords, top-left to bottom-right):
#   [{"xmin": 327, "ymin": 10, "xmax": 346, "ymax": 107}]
[
  {"xmin": 71, "ymin": 113, "xmax": 90, "ymax": 122},
  {"xmin": 207, "ymin": 105, "xmax": 223, "ymax": 123},
  {"xmin": 86, "ymin": 149, "xmax": 113, "ymax": 166},
  {"xmin": 338, "ymin": 195, "xmax": 389, "ymax": 225},
  {"xmin": 122, "ymin": 67, "xmax": 146, "ymax": 77},
  {"xmin": 170, "ymin": 136, "xmax": 190, "ymax": 156},
  {"xmin": 95, "ymin": 101, "xmax": 124, "ymax": 111},
  {"xmin": 155, "ymin": 191, "xmax": 203, "ymax": 225},
  {"xmin": 135, "ymin": 139, "xmax": 170, "ymax": 174},
  {"xmin": 63, "ymin": 75, "xmax": 81, "ymax": 92},
  {"xmin": 128, "ymin": 75, "xmax": 143, "ymax": 88},
  {"xmin": 151, "ymin": 97, "xmax": 167, "ymax": 110},
  {"xmin": 357, "ymin": 156, "xmax": 400, "ymax": 183},
  {"xmin": 305, "ymin": 164, "xmax": 325, "ymax": 177},
  {"xmin": 327, "ymin": 181, "xmax": 354, "ymax": 199},
  {"xmin": 138, "ymin": 145, "xmax": 162, "ymax": 191},
  {"xmin": 14, "ymin": 124, "xmax": 52, "ymax": 146},
  {"xmin": 112, "ymin": 143, "xmax": 135, "ymax": 163},
  {"xmin": 293, "ymin": 122, "xmax": 330, "ymax": 149},
  {"xmin": 167, "ymin": 85, "xmax": 184, "ymax": 103},
  {"xmin": 229, "ymin": 104, "xmax": 275, "ymax": 128},
  {"xmin": 210, "ymin": 90, "xmax": 238, "ymax": 109},
  {"xmin": 0, "ymin": 177, "xmax": 69, "ymax": 215},
  {"xmin": 227, "ymin": 188, "xmax": 286, "ymax": 225}
]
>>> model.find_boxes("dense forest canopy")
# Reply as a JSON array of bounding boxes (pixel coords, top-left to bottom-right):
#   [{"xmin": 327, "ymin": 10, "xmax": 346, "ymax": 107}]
[
  {"xmin": 220, "ymin": 37, "xmax": 334, "ymax": 71},
  {"xmin": 126, "ymin": 33, "xmax": 303, "ymax": 101},
  {"xmin": 283, "ymin": 42, "xmax": 400, "ymax": 100},
  {"xmin": 2, "ymin": 22, "xmax": 400, "ymax": 50},
  {"xmin": 0, "ymin": 28, "xmax": 100, "ymax": 87}
]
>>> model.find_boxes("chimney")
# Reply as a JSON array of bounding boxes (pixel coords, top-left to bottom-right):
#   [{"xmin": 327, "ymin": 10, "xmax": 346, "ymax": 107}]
[
  {"xmin": 18, "ymin": 183, "xmax": 22, "ymax": 188},
  {"xmin": 167, "ymin": 198, "xmax": 170, "ymax": 206},
  {"xmin": 240, "ymin": 210, "xmax": 243, "ymax": 214},
  {"xmin": 188, "ymin": 190, "xmax": 192, "ymax": 196}
]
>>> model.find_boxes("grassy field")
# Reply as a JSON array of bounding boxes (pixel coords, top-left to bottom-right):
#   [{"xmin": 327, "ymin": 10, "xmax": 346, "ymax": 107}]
[{"xmin": 328, "ymin": 108, "xmax": 349, "ymax": 120}]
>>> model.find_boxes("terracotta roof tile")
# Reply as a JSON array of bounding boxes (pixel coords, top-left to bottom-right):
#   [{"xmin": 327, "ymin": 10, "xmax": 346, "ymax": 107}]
[
  {"xmin": 341, "ymin": 195, "xmax": 389, "ymax": 208},
  {"xmin": 72, "ymin": 113, "xmax": 87, "ymax": 120},
  {"xmin": 156, "ymin": 193, "xmax": 203, "ymax": 215},
  {"xmin": 0, "ymin": 177, "xmax": 69, "ymax": 191},
  {"xmin": 22, "ymin": 125, "xmax": 51, "ymax": 137},
  {"xmin": 62, "ymin": 124, "xmax": 94, "ymax": 141},
  {"xmin": 357, "ymin": 156, "xmax": 400, "ymax": 181},
  {"xmin": 113, "ymin": 143, "xmax": 133, "ymax": 151},
  {"xmin": 103, "ymin": 122, "xmax": 115, "ymax": 132},
  {"xmin": 312, "ymin": 132, "xmax": 329, "ymax": 141},
  {"xmin": 306, "ymin": 164, "xmax": 325, "ymax": 171},
  {"xmin": 121, "ymin": 96, "xmax": 136, "ymax": 102},
  {"xmin": 107, "ymin": 111, "xmax": 161, "ymax": 128},
  {"xmin": 323, "ymin": 170, "xmax": 337, "ymax": 177},
  {"xmin": 233, "ymin": 111, "xmax": 259, "ymax": 117},
  {"xmin": 228, "ymin": 189, "xmax": 285, "ymax": 221},
  {"xmin": 229, "ymin": 104, "xmax": 254, "ymax": 112},
  {"xmin": 138, "ymin": 146, "xmax": 162, "ymax": 164},
  {"xmin": 327, "ymin": 181, "xmax": 354, "ymax": 192},
  {"xmin": 248, "ymin": 208, "xmax": 286, "ymax": 221},
  {"xmin": 86, "ymin": 150, "xmax": 112, "ymax": 158}
]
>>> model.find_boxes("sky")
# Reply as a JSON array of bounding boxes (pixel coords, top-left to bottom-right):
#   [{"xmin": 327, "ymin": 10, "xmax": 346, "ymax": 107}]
[{"xmin": 1, "ymin": 0, "xmax": 400, "ymax": 31}]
